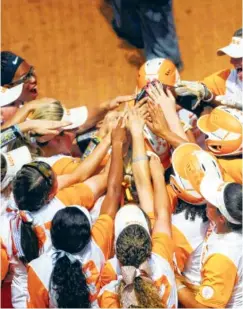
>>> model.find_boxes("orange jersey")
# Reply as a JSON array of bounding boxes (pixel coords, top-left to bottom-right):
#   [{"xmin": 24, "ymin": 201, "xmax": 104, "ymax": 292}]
[
  {"xmin": 172, "ymin": 212, "xmax": 209, "ymax": 274},
  {"xmin": 203, "ymin": 68, "xmax": 242, "ymax": 103},
  {"xmin": 99, "ymin": 232, "xmax": 177, "ymax": 308},
  {"xmin": 37, "ymin": 155, "xmax": 81, "ymax": 175},
  {"xmin": 183, "ymin": 229, "xmax": 243, "ymax": 308},
  {"xmin": 27, "ymin": 215, "xmax": 114, "ymax": 308}
]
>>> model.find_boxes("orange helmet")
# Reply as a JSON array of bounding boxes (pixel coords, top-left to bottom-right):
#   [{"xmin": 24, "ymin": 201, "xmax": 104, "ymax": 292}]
[
  {"xmin": 197, "ymin": 106, "xmax": 243, "ymax": 156},
  {"xmin": 170, "ymin": 143, "xmax": 223, "ymax": 205},
  {"xmin": 136, "ymin": 58, "xmax": 180, "ymax": 91}
]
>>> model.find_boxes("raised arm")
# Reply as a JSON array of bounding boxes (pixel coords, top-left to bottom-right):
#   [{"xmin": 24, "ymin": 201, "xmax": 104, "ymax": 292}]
[
  {"xmin": 99, "ymin": 118, "xmax": 127, "ymax": 219},
  {"xmin": 149, "ymin": 155, "xmax": 172, "ymax": 237},
  {"xmin": 146, "ymin": 101, "xmax": 187, "ymax": 149},
  {"xmin": 76, "ymin": 95, "xmax": 135, "ymax": 134},
  {"xmin": 146, "ymin": 81, "xmax": 189, "ymax": 141},
  {"xmin": 128, "ymin": 108, "xmax": 154, "ymax": 214}
]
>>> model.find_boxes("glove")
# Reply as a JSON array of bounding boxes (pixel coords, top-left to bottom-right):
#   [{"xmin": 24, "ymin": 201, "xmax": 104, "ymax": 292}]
[
  {"xmin": 175, "ymin": 81, "xmax": 213, "ymax": 110},
  {"xmin": 215, "ymin": 95, "xmax": 242, "ymax": 110}
]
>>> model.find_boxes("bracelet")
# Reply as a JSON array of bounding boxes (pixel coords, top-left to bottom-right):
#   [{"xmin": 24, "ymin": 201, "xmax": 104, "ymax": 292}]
[
  {"xmin": 177, "ymin": 284, "xmax": 186, "ymax": 291},
  {"xmin": 132, "ymin": 155, "xmax": 148, "ymax": 163}
]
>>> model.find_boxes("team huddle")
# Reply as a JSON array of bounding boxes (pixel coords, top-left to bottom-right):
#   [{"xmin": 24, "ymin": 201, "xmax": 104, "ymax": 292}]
[{"xmin": 0, "ymin": 28, "xmax": 242, "ymax": 308}]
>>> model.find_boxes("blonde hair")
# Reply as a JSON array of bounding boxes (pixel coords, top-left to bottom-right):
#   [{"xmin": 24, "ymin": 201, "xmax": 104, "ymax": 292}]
[
  {"xmin": 116, "ymin": 225, "xmax": 164, "ymax": 308},
  {"xmin": 30, "ymin": 101, "xmax": 64, "ymax": 121},
  {"xmin": 118, "ymin": 278, "xmax": 164, "ymax": 308}
]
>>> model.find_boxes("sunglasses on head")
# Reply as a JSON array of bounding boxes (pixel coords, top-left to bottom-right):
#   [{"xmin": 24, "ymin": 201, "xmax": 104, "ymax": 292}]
[
  {"xmin": 23, "ymin": 161, "xmax": 53, "ymax": 186},
  {"xmin": 8, "ymin": 66, "xmax": 35, "ymax": 87}
]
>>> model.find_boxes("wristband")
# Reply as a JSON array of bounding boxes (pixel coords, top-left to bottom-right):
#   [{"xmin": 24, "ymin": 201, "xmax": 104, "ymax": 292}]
[
  {"xmin": 132, "ymin": 155, "xmax": 148, "ymax": 163},
  {"xmin": 81, "ymin": 136, "xmax": 101, "ymax": 159},
  {"xmin": 0, "ymin": 125, "xmax": 23, "ymax": 148}
]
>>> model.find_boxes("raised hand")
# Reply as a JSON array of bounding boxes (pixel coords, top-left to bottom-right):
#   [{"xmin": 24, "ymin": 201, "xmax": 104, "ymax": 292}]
[
  {"xmin": 127, "ymin": 106, "xmax": 145, "ymax": 137},
  {"xmin": 111, "ymin": 117, "xmax": 127, "ymax": 145},
  {"xmin": 109, "ymin": 94, "xmax": 136, "ymax": 110},
  {"xmin": 145, "ymin": 101, "xmax": 170, "ymax": 138}
]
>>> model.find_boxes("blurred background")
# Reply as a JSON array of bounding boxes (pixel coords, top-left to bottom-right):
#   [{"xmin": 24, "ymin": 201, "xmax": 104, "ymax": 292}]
[{"xmin": 2, "ymin": 0, "xmax": 241, "ymax": 108}]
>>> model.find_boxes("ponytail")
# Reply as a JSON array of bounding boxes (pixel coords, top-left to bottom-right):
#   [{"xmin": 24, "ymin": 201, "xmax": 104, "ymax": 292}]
[
  {"xmin": 20, "ymin": 221, "xmax": 39, "ymax": 264},
  {"xmin": 50, "ymin": 255, "xmax": 91, "ymax": 308},
  {"xmin": 118, "ymin": 277, "xmax": 164, "ymax": 308}
]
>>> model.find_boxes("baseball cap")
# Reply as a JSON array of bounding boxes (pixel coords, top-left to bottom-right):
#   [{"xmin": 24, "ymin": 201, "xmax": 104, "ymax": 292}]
[
  {"xmin": 170, "ymin": 143, "xmax": 206, "ymax": 205},
  {"xmin": 1, "ymin": 146, "xmax": 32, "ymax": 190},
  {"xmin": 217, "ymin": 29, "xmax": 243, "ymax": 58},
  {"xmin": 197, "ymin": 106, "xmax": 243, "ymax": 156},
  {"xmin": 115, "ymin": 205, "xmax": 150, "ymax": 241},
  {"xmin": 0, "ymin": 84, "xmax": 24, "ymax": 107},
  {"xmin": 200, "ymin": 178, "xmax": 241, "ymax": 225},
  {"xmin": 61, "ymin": 106, "xmax": 88, "ymax": 130}
]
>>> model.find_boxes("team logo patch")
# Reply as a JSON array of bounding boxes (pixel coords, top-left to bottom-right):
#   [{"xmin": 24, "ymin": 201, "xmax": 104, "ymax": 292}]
[{"xmin": 201, "ymin": 286, "xmax": 214, "ymax": 299}]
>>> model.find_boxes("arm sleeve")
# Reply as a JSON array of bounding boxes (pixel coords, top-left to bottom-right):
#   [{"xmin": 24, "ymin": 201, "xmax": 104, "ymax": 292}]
[
  {"xmin": 195, "ymin": 253, "xmax": 237, "ymax": 308},
  {"xmin": 56, "ymin": 182, "xmax": 95, "ymax": 209},
  {"xmin": 152, "ymin": 232, "xmax": 175, "ymax": 266},
  {"xmin": 27, "ymin": 265, "xmax": 49, "ymax": 308},
  {"xmin": 91, "ymin": 214, "xmax": 114, "ymax": 260}
]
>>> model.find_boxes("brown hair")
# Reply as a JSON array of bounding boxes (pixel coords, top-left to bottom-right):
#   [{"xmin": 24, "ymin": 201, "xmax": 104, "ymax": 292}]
[{"xmin": 116, "ymin": 224, "xmax": 164, "ymax": 308}]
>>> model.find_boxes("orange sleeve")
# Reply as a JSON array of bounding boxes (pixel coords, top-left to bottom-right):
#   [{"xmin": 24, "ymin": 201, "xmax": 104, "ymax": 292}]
[
  {"xmin": 98, "ymin": 289, "xmax": 120, "ymax": 308},
  {"xmin": 172, "ymin": 225, "xmax": 193, "ymax": 273},
  {"xmin": 195, "ymin": 253, "xmax": 237, "ymax": 308},
  {"xmin": 100, "ymin": 261, "xmax": 118, "ymax": 288},
  {"xmin": 92, "ymin": 214, "xmax": 114, "ymax": 260},
  {"xmin": 52, "ymin": 157, "xmax": 82, "ymax": 175},
  {"xmin": 219, "ymin": 158, "xmax": 242, "ymax": 184},
  {"xmin": 27, "ymin": 265, "xmax": 49, "ymax": 308},
  {"xmin": 202, "ymin": 69, "xmax": 231, "ymax": 96},
  {"xmin": 56, "ymin": 183, "xmax": 95, "ymax": 210},
  {"xmin": 1, "ymin": 247, "xmax": 9, "ymax": 281},
  {"xmin": 152, "ymin": 232, "xmax": 174, "ymax": 266}
]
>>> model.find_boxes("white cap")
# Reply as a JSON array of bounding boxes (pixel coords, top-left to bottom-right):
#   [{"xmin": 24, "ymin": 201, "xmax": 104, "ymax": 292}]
[
  {"xmin": 217, "ymin": 36, "xmax": 243, "ymax": 58},
  {"xmin": 115, "ymin": 205, "xmax": 150, "ymax": 241},
  {"xmin": 0, "ymin": 84, "xmax": 23, "ymax": 107},
  {"xmin": 1, "ymin": 146, "xmax": 32, "ymax": 190},
  {"xmin": 200, "ymin": 177, "xmax": 241, "ymax": 225},
  {"xmin": 62, "ymin": 106, "xmax": 88, "ymax": 130}
]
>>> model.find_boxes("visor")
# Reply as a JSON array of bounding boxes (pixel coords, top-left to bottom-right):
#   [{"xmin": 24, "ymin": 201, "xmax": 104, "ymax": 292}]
[
  {"xmin": 0, "ymin": 84, "xmax": 23, "ymax": 107},
  {"xmin": 200, "ymin": 178, "xmax": 241, "ymax": 225},
  {"xmin": 197, "ymin": 107, "xmax": 243, "ymax": 156},
  {"xmin": 217, "ymin": 37, "xmax": 243, "ymax": 58},
  {"xmin": 62, "ymin": 106, "xmax": 88, "ymax": 130},
  {"xmin": 1, "ymin": 146, "xmax": 32, "ymax": 190},
  {"xmin": 115, "ymin": 205, "xmax": 150, "ymax": 241},
  {"xmin": 172, "ymin": 143, "xmax": 201, "ymax": 179}
]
